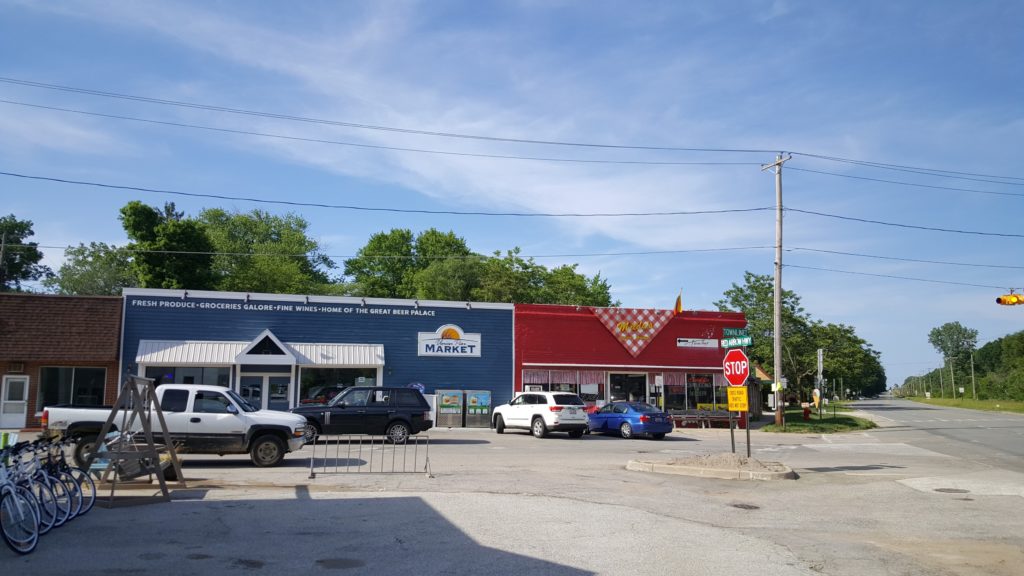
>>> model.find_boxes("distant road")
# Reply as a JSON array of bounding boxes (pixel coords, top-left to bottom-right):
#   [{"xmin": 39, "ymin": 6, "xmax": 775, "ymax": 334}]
[{"xmin": 853, "ymin": 398, "xmax": 1024, "ymax": 472}]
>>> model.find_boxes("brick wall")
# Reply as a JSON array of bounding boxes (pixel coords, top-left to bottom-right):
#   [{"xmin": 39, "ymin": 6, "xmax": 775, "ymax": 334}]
[{"xmin": 0, "ymin": 294, "xmax": 122, "ymax": 429}]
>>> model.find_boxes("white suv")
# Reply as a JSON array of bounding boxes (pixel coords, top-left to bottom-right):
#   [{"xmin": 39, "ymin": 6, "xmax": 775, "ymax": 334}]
[{"xmin": 492, "ymin": 391, "xmax": 588, "ymax": 438}]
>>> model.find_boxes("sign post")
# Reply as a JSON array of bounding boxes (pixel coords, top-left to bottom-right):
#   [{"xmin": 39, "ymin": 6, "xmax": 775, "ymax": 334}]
[{"xmin": 723, "ymin": 349, "xmax": 751, "ymax": 455}]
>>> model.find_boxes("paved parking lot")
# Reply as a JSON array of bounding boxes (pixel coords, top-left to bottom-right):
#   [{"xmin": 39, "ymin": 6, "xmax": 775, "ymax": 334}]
[{"xmin": 5, "ymin": 423, "xmax": 1024, "ymax": 576}]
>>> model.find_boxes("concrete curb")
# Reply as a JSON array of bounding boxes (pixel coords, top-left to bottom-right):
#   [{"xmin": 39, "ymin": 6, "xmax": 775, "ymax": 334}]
[{"xmin": 626, "ymin": 458, "xmax": 798, "ymax": 481}]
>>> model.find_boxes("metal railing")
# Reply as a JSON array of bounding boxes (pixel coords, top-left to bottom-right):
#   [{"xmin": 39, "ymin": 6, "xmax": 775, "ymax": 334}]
[{"xmin": 307, "ymin": 435, "xmax": 432, "ymax": 479}]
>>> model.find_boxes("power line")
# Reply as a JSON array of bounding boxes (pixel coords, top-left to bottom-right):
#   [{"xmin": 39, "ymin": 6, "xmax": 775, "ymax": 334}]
[
  {"xmin": 790, "ymin": 152, "xmax": 1024, "ymax": 183},
  {"xmin": 12, "ymin": 242, "xmax": 773, "ymax": 260},
  {"xmin": 785, "ymin": 264, "xmax": 1019, "ymax": 291},
  {"xmin": 5, "ymin": 77, "xmax": 1022, "ymax": 184},
  {"xmin": 0, "ymin": 76, "xmax": 777, "ymax": 154},
  {"xmin": 788, "ymin": 247, "xmax": 1024, "ymax": 270},
  {"xmin": 0, "ymin": 99, "xmax": 761, "ymax": 167},
  {"xmin": 788, "ymin": 166, "xmax": 1024, "ymax": 198},
  {"xmin": 786, "ymin": 208, "xmax": 1024, "ymax": 238},
  {"xmin": 0, "ymin": 170, "xmax": 774, "ymax": 218}
]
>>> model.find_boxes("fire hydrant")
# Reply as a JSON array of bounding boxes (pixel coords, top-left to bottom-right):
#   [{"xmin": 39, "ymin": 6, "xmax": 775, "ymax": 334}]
[{"xmin": 802, "ymin": 406, "xmax": 811, "ymax": 421}]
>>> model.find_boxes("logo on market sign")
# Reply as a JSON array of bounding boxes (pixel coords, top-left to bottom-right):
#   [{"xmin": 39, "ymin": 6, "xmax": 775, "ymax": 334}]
[
  {"xmin": 592, "ymin": 308, "xmax": 674, "ymax": 357},
  {"xmin": 418, "ymin": 324, "xmax": 481, "ymax": 357}
]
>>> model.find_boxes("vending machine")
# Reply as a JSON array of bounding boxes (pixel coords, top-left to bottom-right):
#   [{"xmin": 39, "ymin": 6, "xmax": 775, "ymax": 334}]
[
  {"xmin": 435, "ymin": 390, "xmax": 464, "ymax": 428},
  {"xmin": 463, "ymin": 390, "xmax": 492, "ymax": 428}
]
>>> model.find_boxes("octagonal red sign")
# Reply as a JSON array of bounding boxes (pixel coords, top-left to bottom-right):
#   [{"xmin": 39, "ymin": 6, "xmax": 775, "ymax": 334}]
[{"xmin": 723, "ymin": 348, "xmax": 749, "ymax": 386}]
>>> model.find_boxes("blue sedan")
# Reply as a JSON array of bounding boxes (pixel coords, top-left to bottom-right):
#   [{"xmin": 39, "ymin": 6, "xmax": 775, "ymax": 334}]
[{"xmin": 587, "ymin": 402, "xmax": 673, "ymax": 439}]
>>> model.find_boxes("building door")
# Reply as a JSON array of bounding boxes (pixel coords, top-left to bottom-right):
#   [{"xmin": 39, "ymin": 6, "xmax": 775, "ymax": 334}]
[
  {"xmin": 609, "ymin": 373, "xmax": 646, "ymax": 403},
  {"xmin": 1, "ymin": 375, "xmax": 29, "ymax": 429},
  {"xmin": 239, "ymin": 374, "xmax": 292, "ymax": 411}
]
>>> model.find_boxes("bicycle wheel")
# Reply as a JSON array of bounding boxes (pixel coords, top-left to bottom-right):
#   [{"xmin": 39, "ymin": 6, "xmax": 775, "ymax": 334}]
[
  {"xmin": 45, "ymin": 474, "xmax": 72, "ymax": 527},
  {"xmin": 1, "ymin": 490, "xmax": 39, "ymax": 555},
  {"xmin": 28, "ymin": 480, "xmax": 57, "ymax": 535},
  {"xmin": 67, "ymin": 468, "xmax": 95, "ymax": 515},
  {"xmin": 57, "ymin": 471, "xmax": 83, "ymax": 520}
]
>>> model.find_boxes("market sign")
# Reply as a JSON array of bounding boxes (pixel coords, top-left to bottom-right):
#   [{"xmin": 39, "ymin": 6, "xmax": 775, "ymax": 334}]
[
  {"xmin": 418, "ymin": 324, "xmax": 481, "ymax": 357},
  {"xmin": 721, "ymin": 336, "xmax": 753, "ymax": 348},
  {"xmin": 727, "ymin": 387, "xmax": 749, "ymax": 412},
  {"xmin": 593, "ymin": 308, "xmax": 674, "ymax": 358},
  {"xmin": 723, "ymin": 328, "xmax": 749, "ymax": 337}
]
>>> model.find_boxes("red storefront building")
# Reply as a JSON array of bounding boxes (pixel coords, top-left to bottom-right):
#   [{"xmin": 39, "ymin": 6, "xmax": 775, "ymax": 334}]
[{"xmin": 514, "ymin": 304, "xmax": 754, "ymax": 421}]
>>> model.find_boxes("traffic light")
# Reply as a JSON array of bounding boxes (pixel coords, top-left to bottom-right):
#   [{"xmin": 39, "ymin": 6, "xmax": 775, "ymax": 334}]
[{"xmin": 996, "ymin": 293, "xmax": 1024, "ymax": 305}]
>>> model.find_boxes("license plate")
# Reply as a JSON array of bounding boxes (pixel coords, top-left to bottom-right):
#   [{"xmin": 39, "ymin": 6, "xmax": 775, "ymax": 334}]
[{"xmin": 567, "ymin": 408, "xmax": 577, "ymax": 414}]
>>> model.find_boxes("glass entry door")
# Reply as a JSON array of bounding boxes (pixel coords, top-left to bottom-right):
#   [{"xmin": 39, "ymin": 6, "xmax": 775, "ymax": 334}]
[
  {"xmin": 1, "ymin": 375, "xmax": 29, "ymax": 429},
  {"xmin": 239, "ymin": 374, "xmax": 292, "ymax": 411},
  {"xmin": 609, "ymin": 373, "xmax": 646, "ymax": 403}
]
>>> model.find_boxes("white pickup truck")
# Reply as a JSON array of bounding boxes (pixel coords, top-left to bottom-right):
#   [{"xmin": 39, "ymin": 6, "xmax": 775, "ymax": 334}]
[{"xmin": 43, "ymin": 384, "xmax": 307, "ymax": 468}]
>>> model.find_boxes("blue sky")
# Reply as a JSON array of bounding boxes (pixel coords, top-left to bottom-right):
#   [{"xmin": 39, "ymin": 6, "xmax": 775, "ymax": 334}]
[{"xmin": 2, "ymin": 1, "xmax": 1022, "ymax": 388}]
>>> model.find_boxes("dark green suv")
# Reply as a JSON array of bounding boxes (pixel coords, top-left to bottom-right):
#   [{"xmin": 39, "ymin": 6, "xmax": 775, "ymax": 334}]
[{"xmin": 290, "ymin": 386, "xmax": 433, "ymax": 443}]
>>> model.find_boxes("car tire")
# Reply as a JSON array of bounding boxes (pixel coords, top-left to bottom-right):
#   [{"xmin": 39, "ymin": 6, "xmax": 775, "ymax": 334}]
[
  {"xmin": 73, "ymin": 434, "xmax": 99, "ymax": 469},
  {"xmin": 494, "ymin": 415, "xmax": 505, "ymax": 434},
  {"xmin": 531, "ymin": 417, "xmax": 548, "ymax": 438},
  {"xmin": 568, "ymin": 429, "xmax": 584, "ymax": 439},
  {"xmin": 303, "ymin": 421, "xmax": 320, "ymax": 443},
  {"xmin": 385, "ymin": 421, "xmax": 411, "ymax": 444},
  {"xmin": 651, "ymin": 433, "xmax": 666, "ymax": 440},
  {"xmin": 250, "ymin": 435, "xmax": 285, "ymax": 467},
  {"xmin": 620, "ymin": 422, "xmax": 634, "ymax": 439}
]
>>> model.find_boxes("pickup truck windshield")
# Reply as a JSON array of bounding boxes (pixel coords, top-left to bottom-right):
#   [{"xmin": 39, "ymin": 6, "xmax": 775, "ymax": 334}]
[{"xmin": 226, "ymin": 389, "xmax": 258, "ymax": 412}]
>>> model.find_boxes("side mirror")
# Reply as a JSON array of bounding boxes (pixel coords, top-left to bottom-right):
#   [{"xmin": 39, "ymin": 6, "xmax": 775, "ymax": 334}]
[{"xmin": 226, "ymin": 404, "xmax": 238, "ymax": 414}]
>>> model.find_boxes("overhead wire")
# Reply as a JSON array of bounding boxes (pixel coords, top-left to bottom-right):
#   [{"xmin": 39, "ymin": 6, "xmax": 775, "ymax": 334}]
[
  {"xmin": 3, "ymin": 76, "xmax": 1022, "ymax": 184},
  {"xmin": 0, "ymin": 99, "xmax": 760, "ymax": 167},
  {"xmin": 0, "ymin": 170, "xmax": 774, "ymax": 218},
  {"xmin": 785, "ymin": 264, "xmax": 1019, "ymax": 291},
  {"xmin": 787, "ymin": 166, "xmax": 1024, "ymax": 198}
]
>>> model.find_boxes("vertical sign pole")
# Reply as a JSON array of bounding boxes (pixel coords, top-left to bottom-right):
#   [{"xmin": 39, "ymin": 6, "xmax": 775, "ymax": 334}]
[{"xmin": 729, "ymin": 411, "xmax": 735, "ymax": 454}]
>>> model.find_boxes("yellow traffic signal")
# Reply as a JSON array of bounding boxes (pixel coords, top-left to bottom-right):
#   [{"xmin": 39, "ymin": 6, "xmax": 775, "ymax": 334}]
[{"xmin": 996, "ymin": 293, "xmax": 1024, "ymax": 305}]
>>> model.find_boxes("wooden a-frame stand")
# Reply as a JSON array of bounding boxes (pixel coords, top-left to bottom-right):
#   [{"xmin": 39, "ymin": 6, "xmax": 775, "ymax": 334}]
[{"xmin": 85, "ymin": 375, "xmax": 186, "ymax": 507}]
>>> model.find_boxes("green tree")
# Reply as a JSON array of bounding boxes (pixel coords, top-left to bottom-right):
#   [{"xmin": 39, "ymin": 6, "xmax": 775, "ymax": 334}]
[
  {"xmin": 714, "ymin": 272, "xmax": 811, "ymax": 387},
  {"xmin": 42, "ymin": 242, "xmax": 138, "ymax": 295},
  {"xmin": 538, "ymin": 264, "xmax": 617, "ymax": 306},
  {"xmin": 0, "ymin": 214, "xmax": 53, "ymax": 291},
  {"xmin": 198, "ymin": 208, "xmax": 335, "ymax": 294},
  {"xmin": 344, "ymin": 228, "xmax": 473, "ymax": 298},
  {"xmin": 119, "ymin": 201, "xmax": 216, "ymax": 291},
  {"xmin": 120, "ymin": 201, "xmax": 216, "ymax": 290},
  {"xmin": 471, "ymin": 248, "xmax": 547, "ymax": 303},
  {"xmin": 927, "ymin": 321, "xmax": 978, "ymax": 360},
  {"xmin": 412, "ymin": 256, "xmax": 486, "ymax": 301}
]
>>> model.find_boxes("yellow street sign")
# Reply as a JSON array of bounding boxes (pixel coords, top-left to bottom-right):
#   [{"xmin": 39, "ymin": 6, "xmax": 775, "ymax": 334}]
[{"xmin": 727, "ymin": 387, "xmax": 749, "ymax": 412}]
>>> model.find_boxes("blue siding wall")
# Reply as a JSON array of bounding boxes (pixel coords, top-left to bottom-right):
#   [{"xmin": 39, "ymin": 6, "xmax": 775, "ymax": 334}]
[{"xmin": 122, "ymin": 294, "xmax": 515, "ymax": 406}]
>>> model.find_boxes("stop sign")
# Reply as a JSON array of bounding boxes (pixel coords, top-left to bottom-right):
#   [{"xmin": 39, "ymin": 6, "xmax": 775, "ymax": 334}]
[{"xmin": 723, "ymin": 348, "xmax": 749, "ymax": 386}]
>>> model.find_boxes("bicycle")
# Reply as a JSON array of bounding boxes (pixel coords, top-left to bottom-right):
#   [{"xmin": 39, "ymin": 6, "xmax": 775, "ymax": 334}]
[
  {"xmin": 42, "ymin": 438, "xmax": 94, "ymax": 517},
  {"xmin": 9, "ymin": 442, "xmax": 59, "ymax": 535},
  {"xmin": 0, "ymin": 445, "xmax": 40, "ymax": 554}
]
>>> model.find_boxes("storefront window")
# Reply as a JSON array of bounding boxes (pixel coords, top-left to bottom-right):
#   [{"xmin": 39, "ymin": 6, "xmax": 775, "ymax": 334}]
[
  {"xmin": 298, "ymin": 368, "xmax": 376, "ymax": 405},
  {"xmin": 610, "ymin": 373, "xmax": 646, "ymax": 402},
  {"xmin": 144, "ymin": 366, "xmax": 230, "ymax": 387},
  {"xmin": 38, "ymin": 367, "xmax": 106, "ymax": 410},
  {"xmin": 687, "ymin": 373, "xmax": 714, "ymax": 409}
]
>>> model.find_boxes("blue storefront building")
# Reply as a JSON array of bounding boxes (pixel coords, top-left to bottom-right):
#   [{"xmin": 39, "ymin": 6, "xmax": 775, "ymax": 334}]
[{"xmin": 121, "ymin": 288, "xmax": 514, "ymax": 426}]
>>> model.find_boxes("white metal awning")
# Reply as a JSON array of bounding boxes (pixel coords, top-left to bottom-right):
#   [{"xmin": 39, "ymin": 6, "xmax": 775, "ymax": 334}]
[
  {"xmin": 136, "ymin": 340, "xmax": 246, "ymax": 365},
  {"xmin": 136, "ymin": 340, "xmax": 385, "ymax": 367}
]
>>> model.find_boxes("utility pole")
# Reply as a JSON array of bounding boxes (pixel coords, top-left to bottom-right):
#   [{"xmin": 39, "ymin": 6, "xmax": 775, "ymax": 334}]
[
  {"xmin": 762, "ymin": 153, "xmax": 791, "ymax": 426},
  {"xmin": 949, "ymin": 357, "xmax": 957, "ymax": 400},
  {"xmin": 970, "ymin": 353, "xmax": 977, "ymax": 400},
  {"xmin": 0, "ymin": 231, "xmax": 6, "ymax": 289}
]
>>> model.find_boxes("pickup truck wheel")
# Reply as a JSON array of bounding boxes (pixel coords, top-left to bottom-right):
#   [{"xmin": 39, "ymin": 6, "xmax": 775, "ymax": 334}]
[
  {"xmin": 250, "ymin": 435, "xmax": 285, "ymax": 467},
  {"xmin": 303, "ymin": 422, "xmax": 320, "ymax": 443},
  {"xmin": 385, "ymin": 422, "xmax": 411, "ymax": 444},
  {"xmin": 494, "ymin": 415, "xmax": 505, "ymax": 434},
  {"xmin": 73, "ymin": 435, "xmax": 98, "ymax": 468},
  {"xmin": 531, "ymin": 417, "xmax": 548, "ymax": 438}
]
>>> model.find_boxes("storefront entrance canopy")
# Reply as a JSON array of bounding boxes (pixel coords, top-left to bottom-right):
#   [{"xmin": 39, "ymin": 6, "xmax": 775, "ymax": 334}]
[{"xmin": 136, "ymin": 339, "xmax": 385, "ymax": 367}]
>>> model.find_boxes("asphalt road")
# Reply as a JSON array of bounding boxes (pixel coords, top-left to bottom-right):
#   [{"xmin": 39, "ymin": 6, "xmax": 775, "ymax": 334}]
[
  {"xmin": 4, "ymin": 413, "xmax": 1023, "ymax": 576},
  {"xmin": 849, "ymin": 398, "xmax": 1024, "ymax": 473}
]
